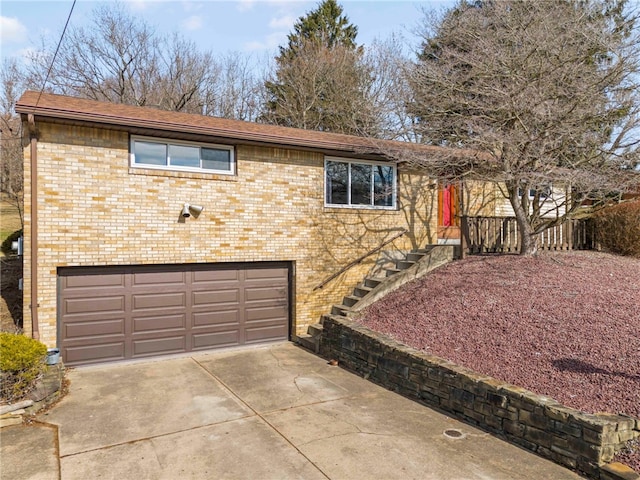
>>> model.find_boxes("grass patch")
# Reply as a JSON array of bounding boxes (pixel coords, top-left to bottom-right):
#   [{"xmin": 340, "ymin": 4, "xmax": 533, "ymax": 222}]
[
  {"xmin": 0, "ymin": 200, "xmax": 22, "ymax": 246},
  {"xmin": 0, "ymin": 200, "xmax": 23, "ymax": 332}
]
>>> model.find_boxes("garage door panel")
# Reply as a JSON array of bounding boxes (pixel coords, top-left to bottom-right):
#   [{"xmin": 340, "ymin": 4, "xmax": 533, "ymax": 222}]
[
  {"xmin": 192, "ymin": 309, "xmax": 239, "ymax": 327},
  {"xmin": 245, "ymin": 305, "xmax": 288, "ymax": 322},
  {"xmin": 132, "ymin": 270, "xmax": 186, "ymax": 286},
  {"xmin": 132, "ymin": 336, "xmax": 186, "ymax": 357},
  {"xmin": 64, "ymin": 319, "xmax": 125, "ymax": 339},
  {"xmin": 64, "ymin": 296, "xmax": 125, "ymax": 315},
  {"xmin": 245, "ymin": 268, "xmax": 288, "ymax": 281},
  {"xmin": 63, "ymin": 342, "xmax": 125, "ymax": 365},
  {"xmin": 132, "ymin": 314, "xmax": 186, "ymax": 332},
  {"xmin": 192, "ymin": 269, "xmax": 240, "ymax": 283},
  {"xmin": 192, "ymin": 289, "xmax": 239, "ymax": 306},
  {"xmin": 132, "ymin": 292, "xmax": 186, "ymax": 310},
  {"xmin": 192, "ymin": 330, "xmax": 240, "ymax": 349},
  {"xmin": 59, "ymin": 263, "xmax": 290, "ymax": 366},
  {"xmin": 244, "ymin": 286, "xmax": 287, "ymax": 303},
  {"xmin": 245, "ymin": 325, "xmax": 288, "ymax": 343},
  {"xmin": 63, "ymin": 274, "xmax": 126, "ymax": 289}
]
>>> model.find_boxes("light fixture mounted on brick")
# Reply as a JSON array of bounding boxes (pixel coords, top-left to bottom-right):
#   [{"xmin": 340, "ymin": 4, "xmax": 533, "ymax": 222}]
[{"xmin": 181, "ymin": 203, "xmax": 204, "ymax": 218}]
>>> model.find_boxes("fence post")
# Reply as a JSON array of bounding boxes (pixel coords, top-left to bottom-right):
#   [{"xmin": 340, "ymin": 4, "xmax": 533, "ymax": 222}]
[{"xmin": 460, "ymin": 215, "xmax": 468, "ymax": 259}]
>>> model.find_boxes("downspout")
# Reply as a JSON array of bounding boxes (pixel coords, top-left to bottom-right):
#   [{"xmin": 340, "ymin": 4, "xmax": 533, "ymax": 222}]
[{"xmin": 28, "ymin": 114, "xmax": 39, "ymax": 340}]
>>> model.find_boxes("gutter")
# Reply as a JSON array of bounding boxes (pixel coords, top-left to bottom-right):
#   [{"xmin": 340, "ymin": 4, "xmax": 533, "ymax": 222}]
[{"xmin": 27, "ymin": 114, "xmax": 39, "ymax": 340}]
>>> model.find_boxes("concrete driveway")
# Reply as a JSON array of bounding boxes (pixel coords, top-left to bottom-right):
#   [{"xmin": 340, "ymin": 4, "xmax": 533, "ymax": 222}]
[{"xmin": 1, "ymin": 343, "xmax": 584, "ymax": 479}]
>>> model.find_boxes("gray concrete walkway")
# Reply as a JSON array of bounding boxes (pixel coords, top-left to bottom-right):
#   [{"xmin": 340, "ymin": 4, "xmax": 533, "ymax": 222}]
[{"xmin": 1, "ymin": 343, "xmax": 584, "ymax": 479}]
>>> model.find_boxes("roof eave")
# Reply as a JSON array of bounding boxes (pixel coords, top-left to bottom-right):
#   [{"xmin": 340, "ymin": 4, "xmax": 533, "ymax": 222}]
[{"xmin": 15, "ymin": 101, "xmax": 382, "ymax": 157}]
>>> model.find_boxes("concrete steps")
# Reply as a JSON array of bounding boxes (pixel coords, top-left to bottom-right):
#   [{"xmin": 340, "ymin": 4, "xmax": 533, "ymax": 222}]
[{"xmin": 297, "ymin": 244, "xmax": 454, "ymax": 354}]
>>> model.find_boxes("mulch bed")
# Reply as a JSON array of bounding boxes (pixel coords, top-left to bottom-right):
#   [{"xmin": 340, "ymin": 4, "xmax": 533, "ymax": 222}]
[{"xmin": 356, "ymin": 251, "xmax": 640, "ymax": 472}]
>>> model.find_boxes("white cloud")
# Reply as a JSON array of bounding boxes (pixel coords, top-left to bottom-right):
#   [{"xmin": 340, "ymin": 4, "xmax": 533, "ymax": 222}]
[
  {"xmin": 1, "ymin": 16, "xmax": 27, "ymax": 44},
  {"xmin": 244, "ymin": 31, "xmax": 287, "ymax": 52},
  {"xmin": 236, "ymin": 0, "xmax": 255, "ymax": 12},
  {"xmin": 181, "ymin": 1, "xmax": 204, "ymax": 14},
  {"xmin": 181, "ymin": 15, "xmax": 203, "ymax": 31},
  {"xmin": 266, "ymin": 0, "xmax": 306, "ymax": 6},
  {"xmin": 269, "ymin": 14, "xmax": 295, "ymax": 29},
  {"xmin": 236, "ymin": 0, "xmax": 295, "ymax": 12},
  {"xmin": 123, "ymin": 0, "xmax": 150, "ymax": 12},
  {"xmin": 237, "ymin": 1, "xmax": 311, "ymax": 53}
]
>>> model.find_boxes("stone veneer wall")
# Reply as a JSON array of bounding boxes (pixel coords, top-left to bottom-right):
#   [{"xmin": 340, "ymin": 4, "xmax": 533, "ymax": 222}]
[
  {"xmin": 320, "ymin": 315, "xmax": 640, "ymax": 479},
  {"xmin": 23, "ymin": 122, "xmax": 437, "ymax": 347}
]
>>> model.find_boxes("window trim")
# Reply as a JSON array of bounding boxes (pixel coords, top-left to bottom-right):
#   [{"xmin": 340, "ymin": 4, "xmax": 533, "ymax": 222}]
[
  {"xmin": 324, "ymin": 156, "xmax": 397, "ymax": 210},
  {"xmin": 130, "ymin": 135, "xmax": 235, "ymax": 175},
  {"xmin": 518, "ymin": 185, "xmax": 552, "ymax": 199}
]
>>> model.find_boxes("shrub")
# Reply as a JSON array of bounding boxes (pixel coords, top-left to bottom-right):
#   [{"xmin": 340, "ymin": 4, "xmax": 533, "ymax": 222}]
[
  {"xmin": 1, "ymin": 229, "xmax": 22, "ymax": 255},
  {"xmin": 594, "ymin": 201, "xmax": 640, "ymax": 258},
  {"xmin": 0, "ymin": 332, "xmax": 47, "ymax": 403}
]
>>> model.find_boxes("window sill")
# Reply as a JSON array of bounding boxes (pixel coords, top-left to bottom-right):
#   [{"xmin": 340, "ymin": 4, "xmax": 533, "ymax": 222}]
[
  {"xmin": 128, "ymin": 167, "xmax": 238, "ymax": 182},
  {"xmin": 323, "ymin": 205, "xmax": 399, "ymax": 213}
]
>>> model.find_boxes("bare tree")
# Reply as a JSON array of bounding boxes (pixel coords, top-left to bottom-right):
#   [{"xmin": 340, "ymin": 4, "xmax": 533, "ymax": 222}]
[
  {"xmin": 360, "ymin": 36, "xmax": 419, "ymax": 141},
  {"xmin": 28, "ymin": 3, "xmax": 162, "ymax": 106},
  {"xmin": 204, "ymin": 53, "xmax": 266, "ymax": 122},
  {"xmin": 0, "ymin": 59, "xmax": 27, "ymax": 227},
  {"xmin": 154, "ymin": 34, "xmax": 214, "ymax": 114},
  {"xmin": 26, "ymin": 2, "xmax": 263, "ymax": 119},
  {"xmin": 392, "ymin": 0, "xmax": 640, "ymax": 255}
]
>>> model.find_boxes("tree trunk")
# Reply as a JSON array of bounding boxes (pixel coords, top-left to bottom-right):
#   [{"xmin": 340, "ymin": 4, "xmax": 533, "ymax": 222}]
[
  {"xmin": 508, "ymin": 182, "xmax": 538, "ymax": 256},
  {"xmin": 518, "ymin": 220, "xmax": 538, "ymax": 255}
]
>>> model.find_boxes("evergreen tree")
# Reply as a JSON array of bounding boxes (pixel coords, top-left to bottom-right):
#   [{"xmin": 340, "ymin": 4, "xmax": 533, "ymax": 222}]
[
  {"xmin": 280, "ymin": 0, "xmax": 358, "ymax": 58},
  {"xmin": 261, "ymin": 0, "xmax": 377, "ymax": 135}
]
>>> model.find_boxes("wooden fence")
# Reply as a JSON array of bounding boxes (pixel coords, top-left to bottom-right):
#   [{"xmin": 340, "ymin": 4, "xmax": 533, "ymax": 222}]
[{"xmin": 462, "ymin": 216, "xmax": 597, "ymax": 254}]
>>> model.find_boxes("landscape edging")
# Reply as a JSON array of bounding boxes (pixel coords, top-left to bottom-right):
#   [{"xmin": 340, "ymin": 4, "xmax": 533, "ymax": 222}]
[{"xmin": 319, "ymin": 315, "xmax": 640, "ymax": 480}]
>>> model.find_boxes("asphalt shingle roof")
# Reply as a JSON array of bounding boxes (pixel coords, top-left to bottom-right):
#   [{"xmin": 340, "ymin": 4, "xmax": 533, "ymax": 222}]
[{"xmin": 16, "ymin": 91, "xmax": 442, "ymax": 158}]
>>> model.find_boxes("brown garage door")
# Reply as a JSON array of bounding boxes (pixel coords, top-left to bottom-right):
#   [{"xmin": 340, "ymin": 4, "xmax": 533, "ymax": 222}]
[{"xmin": 58, "ymin": 263, "xmax": 290, "ymax": 366}]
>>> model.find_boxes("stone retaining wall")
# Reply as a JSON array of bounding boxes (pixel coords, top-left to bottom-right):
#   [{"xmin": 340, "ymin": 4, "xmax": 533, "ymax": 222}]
[{"xmin": 320, "ymin": 315, "xmax": 640, "ymax": 479}]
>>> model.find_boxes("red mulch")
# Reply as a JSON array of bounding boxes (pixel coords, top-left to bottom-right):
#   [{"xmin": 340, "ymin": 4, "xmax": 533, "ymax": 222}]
[{"xmin": 356, "ymin": 251, "xmax": 640, "ymax": 472}]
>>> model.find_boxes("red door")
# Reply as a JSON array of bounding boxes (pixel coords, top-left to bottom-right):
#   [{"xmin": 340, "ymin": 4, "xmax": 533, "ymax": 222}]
[{"xmin": 438, "ymin": 183, "xmax": 460, "ymax": 243}]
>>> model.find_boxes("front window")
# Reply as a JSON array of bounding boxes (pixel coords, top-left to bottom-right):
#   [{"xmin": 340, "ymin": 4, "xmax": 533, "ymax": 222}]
[
  {"xmin": 131, "ymin": 136, "xmax": 234, "ymax": 174},
  {"xmin": 325, "ymin": 158, "xmax": 396, "ymax": 208}
]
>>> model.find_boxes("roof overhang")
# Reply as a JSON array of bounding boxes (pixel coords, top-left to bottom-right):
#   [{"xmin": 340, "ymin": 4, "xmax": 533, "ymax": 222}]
[{"xmin": 15, "ymin": 91, "xmax": 442, "ymax": 161}]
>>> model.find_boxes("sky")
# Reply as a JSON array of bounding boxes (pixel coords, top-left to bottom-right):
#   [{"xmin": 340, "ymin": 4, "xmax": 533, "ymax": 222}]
[{"xmin": 0, "ymin": 0, "xmax": 456, "ymax": 66}]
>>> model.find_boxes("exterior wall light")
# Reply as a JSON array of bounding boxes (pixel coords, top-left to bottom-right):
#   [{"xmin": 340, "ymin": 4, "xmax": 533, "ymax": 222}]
[{"xmin": 181, "ymin": 203, "xmax": 204, "ymax": 218}]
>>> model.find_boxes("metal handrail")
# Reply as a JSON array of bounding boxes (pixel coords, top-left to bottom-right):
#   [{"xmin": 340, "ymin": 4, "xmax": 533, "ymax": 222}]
[{"xmin": 313, "ymin": 229, "xmax": 408, "ymax": 291}]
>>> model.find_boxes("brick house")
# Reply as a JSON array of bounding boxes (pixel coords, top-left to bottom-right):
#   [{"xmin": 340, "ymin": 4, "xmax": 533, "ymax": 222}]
[
  {"xmin": 16, "ymin": 91, "xmax": 577, "ymax": 366},
  {"xmin": 17, "ymin": 91, "xmax": 466, "ymax": 366}
]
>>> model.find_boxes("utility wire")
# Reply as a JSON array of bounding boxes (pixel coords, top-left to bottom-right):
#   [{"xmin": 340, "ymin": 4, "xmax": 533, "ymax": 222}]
[{"xmin": 33, "ymin": 0, "xmax": 77, "ymax": 111}]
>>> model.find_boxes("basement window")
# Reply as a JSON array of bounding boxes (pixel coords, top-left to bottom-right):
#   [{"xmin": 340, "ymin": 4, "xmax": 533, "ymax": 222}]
[
  {"xmin": 325, "ymin": 157, "xmax": 396, "ymax": 209},
  {"xmin": 130, "ymin": 136, "xmax": 234, "ymax": 175}
]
